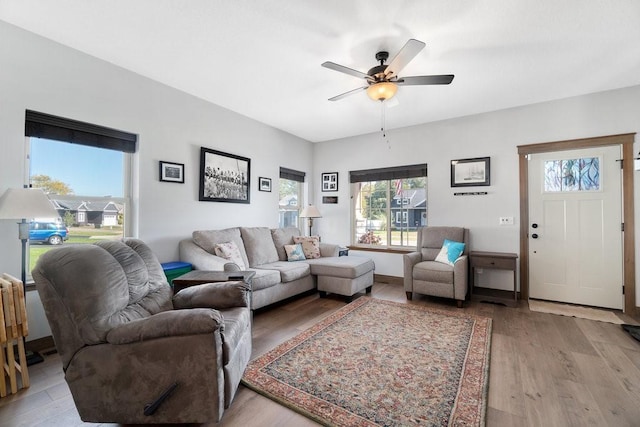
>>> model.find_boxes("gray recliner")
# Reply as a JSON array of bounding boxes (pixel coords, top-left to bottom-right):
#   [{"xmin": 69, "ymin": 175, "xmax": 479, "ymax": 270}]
[
  {"xmin": 32, "ymin": 238, "xmax": 252, "ymax": 424},
  {"xmin": 403, "ymin": 226, "xmax": 469, "ymax": 307}
]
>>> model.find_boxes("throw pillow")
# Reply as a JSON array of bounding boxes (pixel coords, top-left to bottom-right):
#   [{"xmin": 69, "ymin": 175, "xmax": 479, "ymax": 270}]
[
  {"xmin": 214, "ymin": 241, "xmax": 246, "ymax": 270},
  {"xmin": 293, "ymin": 236, "xmax": 321, "ymax": 259},
  {"xmin": 284, "ymin": 243, "xmax": 306, "ymax": 261},
  {"xmin": 434, "ymin": 239, "xmax": 466, "ymax": 266}
]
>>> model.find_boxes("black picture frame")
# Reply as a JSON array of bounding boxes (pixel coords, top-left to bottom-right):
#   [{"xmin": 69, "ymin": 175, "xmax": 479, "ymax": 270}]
[
  {"xmin": 451, "ymin": 157, "xmax": 491, "ymax": 187},
  {"xmin": 322, "ymin": 196, "xmax": 338, "ymax": 204},
  {"xmin": 159, "ymin": 161, "xmax": 185, "ymax": 183},
  {"xmin": 199, "ymin": 147, "xmax": 250, "ymax": 203},
  {"xmin": 321, "ymin": 172, "xmax": 338, "ymax": 192},
  {"xmin": 258, "ymin": 177, "xmax": 272, "ymax": 192}
]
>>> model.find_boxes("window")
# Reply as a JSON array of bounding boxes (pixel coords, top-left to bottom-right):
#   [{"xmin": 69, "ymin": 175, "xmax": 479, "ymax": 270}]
[
  {"xmin": 351, "ymin": 164, "xmax": 427, "ymax": 248},
  {"xmin": 279, "ymin": 167, "xmax": 305, "ymax": 228},
  {"xmin": 544, "ymin": 157, "xmax": 600, "ymax": 192},
  {"xmin": 25, "ymin": 110, "xmax": 136, "ymax": 279}
]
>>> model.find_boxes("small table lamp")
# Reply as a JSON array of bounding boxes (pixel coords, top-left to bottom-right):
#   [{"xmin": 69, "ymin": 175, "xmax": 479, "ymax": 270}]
[
  {"xmin": 0, "ymin": 188, "xmax": 59, "ymax": 283},
  {"xmin": 300, "ymin": 205, "xmax": 322, "ymax": 236}
]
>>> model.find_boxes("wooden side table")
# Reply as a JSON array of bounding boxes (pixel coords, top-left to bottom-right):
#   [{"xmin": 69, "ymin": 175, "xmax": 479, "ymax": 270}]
[
  {"xmin": 469, "ymin": 251, "xmax": 518, "ymax": 307},
  {"xmin": 172, "ymin": 270, "xmax": 255, "ymax": 295}
]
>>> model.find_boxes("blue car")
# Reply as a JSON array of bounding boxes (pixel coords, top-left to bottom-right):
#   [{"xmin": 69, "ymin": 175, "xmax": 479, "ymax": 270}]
[{"xmin": 29, "ymin": 221, "xmax": 69, "ymax": 245}]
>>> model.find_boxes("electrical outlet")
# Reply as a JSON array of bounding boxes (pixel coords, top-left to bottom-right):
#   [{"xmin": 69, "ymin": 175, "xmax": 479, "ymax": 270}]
[{"xmin": 499, "ymin": 216, "xmax": 514, "ymax": 226}]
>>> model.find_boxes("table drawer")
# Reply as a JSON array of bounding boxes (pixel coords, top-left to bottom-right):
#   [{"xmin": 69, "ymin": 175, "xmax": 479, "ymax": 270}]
[{"xmin": 471, "ymin": 257, "xmax": 515, "ymax": 270}]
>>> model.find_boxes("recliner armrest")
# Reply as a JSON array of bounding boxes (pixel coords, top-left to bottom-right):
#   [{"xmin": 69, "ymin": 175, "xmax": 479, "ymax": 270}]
[
  {"xmin": 106, "ymin": 308, "xmax": 223, "ymax": 345},
  {"xmin": 173, "ymin": 281, "xmax": 251, "ymax": 310},
  {"xmin": 403, "ymin": 251, "xmax": 422, "ymax": 292}
]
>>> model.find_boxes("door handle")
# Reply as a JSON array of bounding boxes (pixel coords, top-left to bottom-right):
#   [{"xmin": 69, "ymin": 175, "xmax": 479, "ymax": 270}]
[{"xmin": 531, "ymin": 233, "xmax": 539, "ymax": 239}]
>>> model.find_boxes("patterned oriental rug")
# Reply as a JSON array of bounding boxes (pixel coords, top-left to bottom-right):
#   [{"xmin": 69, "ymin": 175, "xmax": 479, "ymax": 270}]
[{"xmin": 242, "ymin": 297, "xmax": 492, "ymax": 426}]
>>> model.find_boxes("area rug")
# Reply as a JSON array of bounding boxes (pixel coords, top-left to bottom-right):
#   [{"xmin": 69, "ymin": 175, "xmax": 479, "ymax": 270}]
[
  {"xmin": 528, "ymin": 299, "xmax": 624, "ymax": 324},
  {"xmin": 242, "ymin": 297, "xmax": 492, "ymax": 426}
]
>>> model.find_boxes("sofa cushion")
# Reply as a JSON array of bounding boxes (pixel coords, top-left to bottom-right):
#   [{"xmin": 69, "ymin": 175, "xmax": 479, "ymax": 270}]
[
  {"xmin": 254, "ymin": 262, "xmax": 310, "ymax": 283},
  {"xmin": 241, "ymin": 227, "xmax": 279, "ymax": 267},
  {"xmin": 214, "ymin": 241, "xmax": 247, "ymax": 270},
  {"xmin": 193, "ymin": 228, "xmax": 250, "ymax": 268},
  {"xmin": 293, "ymin": 235, "xmax": 321, "ymax": 259},
  {"xmin": 305, "ymin": 256, "xmax": 375, "ymax": 279},
  {"xmin": 247, "ymin": 268, "xmax": 281, "ymax": 291},
  {"xmin": 271, "ymin": 227, "xmax": 302, "ymax": 261},
  {"xmin": 413, "ymin": 260, "xmax": 454, "ymax": 283},
  {"xmin": 284, "ymin": 243, "xmax": 306, "ymax": 261}
]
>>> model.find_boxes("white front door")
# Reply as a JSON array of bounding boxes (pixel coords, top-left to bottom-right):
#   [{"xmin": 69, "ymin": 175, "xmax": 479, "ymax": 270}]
[{"xmin": 528, "ymin": 146, "xmax": 623, "ymax": 309}]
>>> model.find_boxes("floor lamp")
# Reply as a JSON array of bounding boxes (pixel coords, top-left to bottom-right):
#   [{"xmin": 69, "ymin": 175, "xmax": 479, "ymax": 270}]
[
  {"xmin": 0, "ymin": 187, "xmax": 59, "ymax": 365},
  {"xmin": 300, "ymin": 205, "xmax": 322, "ymax": 237}
]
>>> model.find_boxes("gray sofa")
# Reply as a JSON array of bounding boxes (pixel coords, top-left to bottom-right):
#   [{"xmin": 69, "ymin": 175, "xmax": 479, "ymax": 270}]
[{"xmin": 179, "ymin": 226, "xmax": 375, "ymax": 309}]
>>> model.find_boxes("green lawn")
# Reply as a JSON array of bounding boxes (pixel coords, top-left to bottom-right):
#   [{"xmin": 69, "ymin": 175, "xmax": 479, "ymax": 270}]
[{"xmin": 28, "ymin": 226, "xmax": 123, "ymax": 272}]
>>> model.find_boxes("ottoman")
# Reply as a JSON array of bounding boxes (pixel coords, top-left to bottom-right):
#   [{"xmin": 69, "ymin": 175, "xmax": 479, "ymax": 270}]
[{"xmin": 306, "ymin": 256, "xmax": 375, "ymax": 302}]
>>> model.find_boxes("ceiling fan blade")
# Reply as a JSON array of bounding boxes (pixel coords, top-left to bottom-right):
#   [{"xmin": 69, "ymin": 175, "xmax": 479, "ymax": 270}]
[
  {"xmin": 384, "ymin": 39, "xmax": 426, "ymax": 78},
  {"xmin": 322, "ymin": 61, "xmax": 370, "ymax": 80},
  {"xmin": 328, "ymin": 86, "xmax": 368, "ymax": 101},
  {"xmin": 396, "ymin": 74, "xmax": 455, "ymax": 85}
]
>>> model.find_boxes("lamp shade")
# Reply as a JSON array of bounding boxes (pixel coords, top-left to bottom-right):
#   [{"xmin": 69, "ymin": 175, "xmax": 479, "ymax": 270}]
[
  {"xmin": 300, "ymin": 205, "xmax": 322, "ymax": 218},
  {"xmin": 0, "ymin": 188, "xmax": 59, "ymax": 220},
  {"xmin": 366, "ymin": 82, "xmax": 398, "ymax": 101}
]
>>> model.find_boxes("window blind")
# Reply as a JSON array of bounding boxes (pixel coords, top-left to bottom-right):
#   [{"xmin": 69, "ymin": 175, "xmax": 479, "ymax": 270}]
[
  {"xmin": 280, "ymin": 167, "xmax": 305, "ymax": 182},
  {"xmin": 25, "ymin": 110, "xmax": 137, "ymax": 153},
  {"xmin": 349, "ymin": 164, "xmax": 427, "ymax": 183}
]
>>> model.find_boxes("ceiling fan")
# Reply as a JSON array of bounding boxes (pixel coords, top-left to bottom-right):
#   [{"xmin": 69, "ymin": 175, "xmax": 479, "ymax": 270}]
[{"xmin": 322, "ymin": 39, "xmax": 454, "ymax": 102}]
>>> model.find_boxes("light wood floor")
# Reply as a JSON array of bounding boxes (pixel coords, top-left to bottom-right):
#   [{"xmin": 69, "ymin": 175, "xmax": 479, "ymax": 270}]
[{"xmin": 1, "ymin": 282, "xmax": 639, "ymax": 426}]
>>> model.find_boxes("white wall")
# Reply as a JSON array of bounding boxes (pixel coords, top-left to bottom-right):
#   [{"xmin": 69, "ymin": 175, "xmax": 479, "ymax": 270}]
[
  {"xmin": 313, "ymin": 85, "xmax": 640, "ymax": 306},
  {"xmin": 0, "ymin": 21, "xmax": 313, "ymax": 339}
]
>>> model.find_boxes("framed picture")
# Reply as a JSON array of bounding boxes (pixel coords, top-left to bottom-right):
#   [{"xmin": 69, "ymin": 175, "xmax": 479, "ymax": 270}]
[
  {"xmin": 259, "ymin": 177, "xmax": 272, "ymax": 192},
  {"xmin": 451, "ymin": 157, "xmax": 491, "ymax": 187},
  {"xmin": 322, "ymin": 196, "xmax": 338, "ymax": 204},
  {"xmin": 159, "ymin": 161, "xmax": 185, "ymax": 183},
  {"xmin": 321, "ymin": 172, "xmax": 338, "ymax": 192},
  {"xmin": 199, "ymin": 147, "xmax": 250, "ymax": 203}
]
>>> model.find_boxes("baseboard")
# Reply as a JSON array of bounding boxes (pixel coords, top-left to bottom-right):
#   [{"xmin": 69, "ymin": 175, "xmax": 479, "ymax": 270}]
[
  {"xmin": 26, "ymin": 335, "xmax": 55, "ymax": 353},
  {"xmin": 374, "ymin": 274, "xmax": 403, "ymax": 286}
]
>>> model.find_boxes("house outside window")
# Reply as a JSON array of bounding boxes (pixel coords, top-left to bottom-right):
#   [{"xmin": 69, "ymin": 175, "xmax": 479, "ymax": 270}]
[
  {"xmin": 279, "ymin": 167, "xmax": 305, "ymax": 228},
  {"xmin": 25, "ymin": 110, "xmax": 135, "ymax": 279},
  {"xmin": 351, "ymin": 164, "xmax": 427, "ymax": 248}
]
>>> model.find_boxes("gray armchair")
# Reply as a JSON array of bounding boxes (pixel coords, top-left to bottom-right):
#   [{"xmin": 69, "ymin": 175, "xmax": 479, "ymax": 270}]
[
  {"xmin": 32, "ymin": 239, "xmax": 252, "ymax": 424},
  {"xmin": 403, "ymin": 226, "xmax": 469, "ymax": 307}
]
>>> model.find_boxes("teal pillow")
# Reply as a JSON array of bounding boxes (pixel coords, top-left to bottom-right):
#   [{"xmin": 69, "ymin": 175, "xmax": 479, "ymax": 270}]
[
  {"xmin": 434, "ymin": 239, "xmax": 465, "ymax": 266},
  {"xmin": 284, "ymin": 243, "xmax": 306, "ymax": 261}
]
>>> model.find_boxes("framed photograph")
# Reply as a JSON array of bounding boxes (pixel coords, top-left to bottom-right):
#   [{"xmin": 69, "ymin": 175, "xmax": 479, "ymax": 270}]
[
  {"xmin": 451, "ymin": 157, "xmax": 491, "ymax": 187},
  {"xmin": 322, "ymin": 196, "xmax": 338, "ymax": 204},
  {"xmin": 321, "ymin": 172, "xmax": 338, "ymax": 192},
  {"xmin": 199, "ymin": 147, "xmax": 250, "ymax": 203},
  {"xmin": 259, "ymin": 177, "xmax": 272, "ymax": 192},
  {"xmin": 159, "ymin": 161, "xmax": 185, "ymax": 183}
]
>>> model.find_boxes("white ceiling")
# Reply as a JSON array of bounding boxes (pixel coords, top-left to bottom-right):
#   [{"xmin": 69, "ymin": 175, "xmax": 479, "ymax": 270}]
[{"xmin": 2, "ymin": 0, "xmax": 640, "ymax": 143}]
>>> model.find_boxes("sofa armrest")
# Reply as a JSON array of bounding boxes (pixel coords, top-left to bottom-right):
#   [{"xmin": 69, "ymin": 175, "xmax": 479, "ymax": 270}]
[
  {"xmin": 320, "ymin": 242, "xmax": 339, "ymax": 257},
  {"xmin": 403, "ymin": 251, "xmax": 422, "ymax": 292},
  {"xmin": 179, "ymin": 239, "xmax": 235, "ymax": 271},
  {"xmin": 106, "ymin": 308, "xmax": 223, "ymax": 345},
  {"xmin": 173, "ymin": 281, "xmax": 250, "ymax": 309}
]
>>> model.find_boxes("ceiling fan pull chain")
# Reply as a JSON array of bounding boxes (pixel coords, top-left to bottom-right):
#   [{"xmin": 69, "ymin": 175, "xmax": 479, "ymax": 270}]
[{"xmin": 381, "ymin": 101, "xmax": 391, "ymax": 149}]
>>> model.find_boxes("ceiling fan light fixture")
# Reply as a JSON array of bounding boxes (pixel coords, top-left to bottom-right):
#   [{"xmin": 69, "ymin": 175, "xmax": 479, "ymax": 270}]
[{"xmin": 366, "ymin": 82, "xmax": 397, "ymax": 101}]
